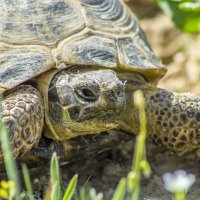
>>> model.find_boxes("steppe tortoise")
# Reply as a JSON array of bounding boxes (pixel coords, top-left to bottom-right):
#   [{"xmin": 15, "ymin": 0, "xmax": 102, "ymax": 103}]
[{"xmin": 1, "ymin": 0, "xmax": 200, "ymax": 163}]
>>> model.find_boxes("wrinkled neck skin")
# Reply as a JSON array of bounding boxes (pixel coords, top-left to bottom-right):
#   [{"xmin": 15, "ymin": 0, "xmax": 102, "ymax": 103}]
[
  {"xmin": 118, "ymin": 72, "xmax": 154, "ymax": 134},
  {"xmin": 120, "ymin": 73, "xmax": 200, "ymax": 154}
]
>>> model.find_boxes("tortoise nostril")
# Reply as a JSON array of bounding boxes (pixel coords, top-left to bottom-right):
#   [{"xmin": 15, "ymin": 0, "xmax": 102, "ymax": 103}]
[
  {"xmin": 115, "ymin": 86, "xmax": 124, "ymax": 97},
  {"xmin": 115, "ymin": 83, "xmax": 124, "ymax": 96},
  {"xmin": 116, "ymin": 89, "xmax": 121, "ymax": 96}
]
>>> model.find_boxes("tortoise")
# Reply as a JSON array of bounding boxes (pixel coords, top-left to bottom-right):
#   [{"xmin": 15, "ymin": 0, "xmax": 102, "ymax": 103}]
[{"xmin": 1, "ymin": 0, "xmax": 200, "ymax": 164}]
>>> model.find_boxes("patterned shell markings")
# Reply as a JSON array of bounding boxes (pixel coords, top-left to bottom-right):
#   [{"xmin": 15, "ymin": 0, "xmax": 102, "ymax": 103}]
[{"xmin": 0, "ymin": 0, "xmax": 166, "ymax": 93}]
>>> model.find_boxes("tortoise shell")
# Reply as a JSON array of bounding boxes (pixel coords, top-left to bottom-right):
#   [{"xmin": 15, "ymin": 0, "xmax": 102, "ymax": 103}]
[{"xmin": 0, "ymin": 0, "xmax": 166, "ymax": 93}]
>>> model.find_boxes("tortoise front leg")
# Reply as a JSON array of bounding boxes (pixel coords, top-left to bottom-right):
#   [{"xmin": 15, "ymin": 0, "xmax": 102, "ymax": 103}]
[
  {"xmin": 1, "ymin": 85, "xmax": 44, "ymax": 161},
  {"xmin": 29, "ymin": 130, "xmax": 133, "ymax": 162}
]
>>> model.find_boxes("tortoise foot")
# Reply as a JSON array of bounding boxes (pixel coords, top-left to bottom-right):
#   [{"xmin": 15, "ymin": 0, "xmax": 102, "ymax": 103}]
[{"xmin": 1, "ymin": 85, "xmax": 44, "ymax": 161}]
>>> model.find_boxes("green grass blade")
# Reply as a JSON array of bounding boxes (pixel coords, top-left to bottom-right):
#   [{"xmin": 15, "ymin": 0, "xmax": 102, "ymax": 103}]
[
  {"xmin": 89, "ymin": 188, "xmax": 103, "ymax": 200},
  {"xmin": 78, "ymin": 187, "xmax": 87, "ymax": 200},
  {"xmin": 22, "ymin": 164, "xmax": 34, "ymax": 200},
  {"xmin": 0, "ymin": 96, "xmax": 21, "ymax": 200},
  {"xmin": 126, "ymin": 90, "xmax": 151, "ymax": 200},
  {"xmin": 111, "ymin": 178, "xmax": 126, "ymax": 200},
  {"xmin": 50, "ymin": 152, "xmax": 62, "ymax": 200},
  {"xmin": 63, "ymin": 174, "xmax": 78, "ymax": 200}
]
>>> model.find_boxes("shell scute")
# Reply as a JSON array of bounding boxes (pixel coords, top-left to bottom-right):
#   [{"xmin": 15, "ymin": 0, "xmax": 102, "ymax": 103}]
[
  {"xmin": 0, "ymin": 0, "xmax": 85, "ymax": 45},
  {"xmin": 79, "ymin": 0, "xmax": 137, "ymax": 35},
  {"xmin": 0, "ymin": 43, "xmax": 53, "ymax": 91},
  {"xmin": 59, "ymin": 32, "xmax": 117, "ymax": 68},
  {"xmin": 117, "ymin": 37, "xmax": 150, "ymax": 69}
]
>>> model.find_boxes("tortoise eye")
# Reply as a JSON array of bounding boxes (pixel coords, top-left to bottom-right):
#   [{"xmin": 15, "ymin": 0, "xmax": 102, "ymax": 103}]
[{"xmin": 77, "ymin": 88, "xmax": 97, "ymax": 101}]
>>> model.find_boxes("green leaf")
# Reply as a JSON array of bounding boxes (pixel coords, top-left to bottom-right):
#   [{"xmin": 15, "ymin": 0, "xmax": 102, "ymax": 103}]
[
  {"xmin": 78, "ymin": 187, "xmax": 90, "ymax": 200},
  {"xmin": 156, "ymin": 0, "xmax": 200, "ymax": 33},
  {"xmin": 89, "ymin": 188, "xmax": 103, "ymax": 200},
  {"xmin": 179, "ymin": 2, "xmax": 200, "ymax": 11},
  {"xmin": 63, "ymin": 174, "xmax": 78, "ymax": 200},
  {"xmin": 0, "ymin": 96, "xmax": 21, "ymax": 200},
  {"xmin": 50, "ymin": 153, "xmax": 62, "ymax": 200},
  {"xmin": 111, "ymin": 178, "xmax": 126, "ymax": 200},
  {"xmin": 22, "ymin": 164, "xmax": 34, "ymax": 200}
]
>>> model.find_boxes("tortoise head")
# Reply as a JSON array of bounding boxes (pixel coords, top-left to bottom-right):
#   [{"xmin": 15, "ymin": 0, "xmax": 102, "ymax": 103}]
[{"xmin": 47, "ymin": 66, "xmax": 125, "ymax": 139}]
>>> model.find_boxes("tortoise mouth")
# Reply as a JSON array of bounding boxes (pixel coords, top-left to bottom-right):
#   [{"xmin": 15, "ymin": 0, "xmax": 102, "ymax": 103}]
[
  {"xmin": 70, "ymin": 110, "xmax": 122, "ymax": 122},
  {"xmin": 62, "ymin": 111, "xmax": 120, "ymax": 135},
  {"xmin": 64, "ymin": 99, "xmax": 125, "ymax": 123}
]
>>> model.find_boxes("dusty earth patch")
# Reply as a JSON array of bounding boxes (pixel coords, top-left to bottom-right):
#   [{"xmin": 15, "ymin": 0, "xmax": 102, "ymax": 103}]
[{"xmin": 31, "ymin": 1, "xmax": 200, "ymax": 200}]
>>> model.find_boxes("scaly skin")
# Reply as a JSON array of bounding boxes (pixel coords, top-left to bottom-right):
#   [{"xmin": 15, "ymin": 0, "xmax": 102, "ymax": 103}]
[
  {"xmin": 1, "ymin": 85, "xmax": 44, "ymax": 160},
  {"xmin": 122, "ymin": 87, "xmax": 200, "ymax": 154}
]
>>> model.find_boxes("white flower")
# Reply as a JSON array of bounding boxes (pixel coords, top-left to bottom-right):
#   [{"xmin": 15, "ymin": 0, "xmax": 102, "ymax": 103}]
[{"xmin": 163, "ymin": 170, "xmax": 195, "ymax": 193}]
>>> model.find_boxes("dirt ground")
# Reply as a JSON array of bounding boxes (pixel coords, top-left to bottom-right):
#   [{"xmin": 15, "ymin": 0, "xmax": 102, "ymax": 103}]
[{"xmin": 33, "ymin": 1, "xmax": 200, "ymax": 200}]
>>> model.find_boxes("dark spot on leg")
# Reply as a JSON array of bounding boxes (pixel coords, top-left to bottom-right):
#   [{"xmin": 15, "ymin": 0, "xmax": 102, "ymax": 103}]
[
  {"xmin": 172, "ymin": 108, "xmax": 179, "ymax": 114},
  {"xmin": 19, "ymin": 115, "xmax": 28, "ymax": 126},
  {"xmin": 152, "ymin": 138, "xmax": 158, "ymax": 145},
  {"xmin": 189, "ymin": 131, "xmax": 194, "ymax": 140},
  {"xmin": 157, "ymin": 121, "xmax": 161, "ymax": 125},
  {"xmin": 12, "ymin": 108, "xmax": 22, "ymax": 118},
  {"xmin": 163, "ymin": 123, "xmax": 167, "ymax": 127},
  {"xmin": 153, "ymin": 99, "xmax": 158, "ymax": 103},
  {"xmin": 155, "ymin": 93, "xmax": 160, "ymax": 98},
  {"xmin": 155, "ymin": 110, "xmax": 159, "ymax": 115},
  {"xmin": 177, "ymin": 122, "xmax": 182, "ymax": 127},
  {"xmin": 169, "ymin": 122, "xmax": 174, "ymax": 128},
  {"xmin": 157, "ymin": 139, "xmax": 163, "ymax": 146},
  {"xmin": 180, "ymin": 113, "xmax": 187, "ymax": 122},
  {"xmin": 16, "ymin": 101, "xmax": 26, "ymax": 109},
  {"xmin": 158, "ymin": 116, "xmax": 162, "ymax": 121},
  {"xmin": 3, "ymin": 118, "xmax": 15, "ymax": 129},
  {"xmin": 171, "ymin": 138, "xmax": 176, "ymax": 143},
  {"xmin": 190, "ymin": 120, "xmax": 196, "ymax": 128},
  {"xmin": 167, "ymin": 112, "xmax": 172, "ymax": 118},
  {"xmin": 153, "ymin": 134, "xmax": 158, "ymax": 139},
  {"xmin": 150, "ymin": 96, "xmax": 154, "ymax": 100},
  {"xmin": 15, "ymin": 139, "xmax": 21, "ymax": 148},
  {"xmin": 27, "ymin": 138, "xmax": 34, "ymax": 145},
  {"xmin": 172, "ymin": 130, "xmax": 178, "ymax": 137},
  {"xmin": 26, "ymin": 103, "xmax": 35, "ymax": 112},
  {"xmin": 163, "ymin": 107, "xmax": 168, "ymax": 112},
  {"xmin": 195, "ymin": 133, "xmax": 200, "ymax": 140},
  {"xmin": 172, "ymin": 115, "xmax": 178, "ymax": 122},
  {"xmin": 180, "ymin": 135, "xmax": 187, "ymax": 142},
  {"xmin": 23, "ymin": 128, "xmax": 31, "ymax": 140},
  {"xmin": 187, "ymin": 110, "xmax": 195, "ymax": 117},
  {"xmin": 163, "ymin": 137, "xmax": 168, "ymax": 143},
  {"xmin": 5, "ymin": 104, "xmax": 15, "ymax": 110},
  {"xmin": 160, "ymin": 111, "xmax": 164, "ymax": 115}
]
